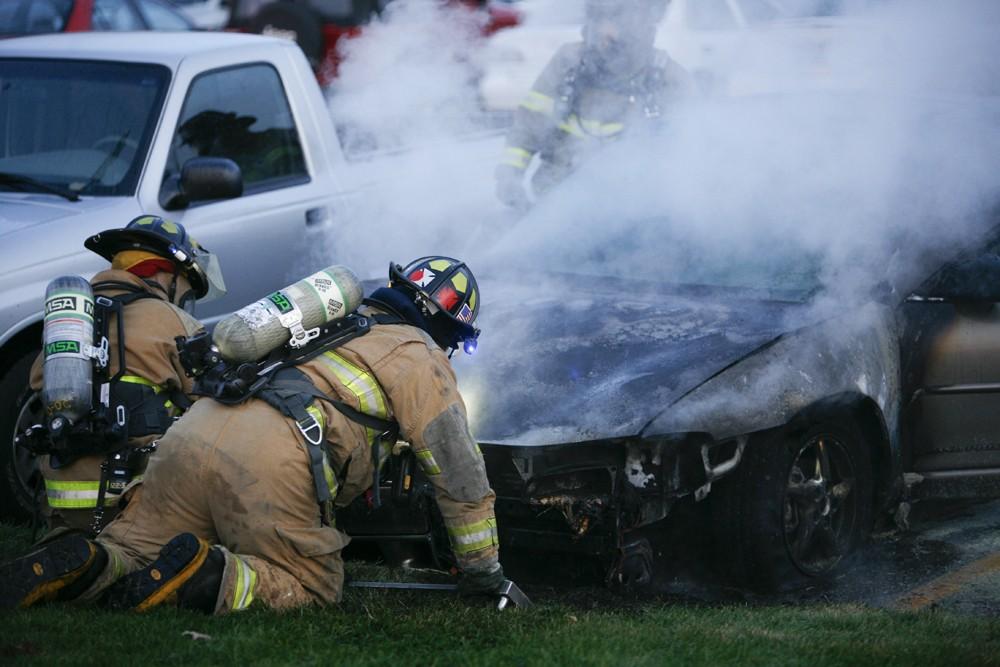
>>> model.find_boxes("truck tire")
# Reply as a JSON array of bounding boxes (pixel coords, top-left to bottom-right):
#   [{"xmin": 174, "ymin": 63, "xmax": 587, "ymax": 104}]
[
  {"xmin": 250, "ymin": 2, "xmax": 325, "ymax": 67},
  {"xmin": 711, "ymin": 421, "xmax": 873, "ymax": 591},
  {"xmin": 0, "ymin": 349, "xmax": 41, "ymax": 523}
]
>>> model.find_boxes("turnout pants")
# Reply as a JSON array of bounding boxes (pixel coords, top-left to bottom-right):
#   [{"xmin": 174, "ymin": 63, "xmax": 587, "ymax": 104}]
[{"xmin": 88, "ymin": 398, "xmax": 349, "ymax": 613}]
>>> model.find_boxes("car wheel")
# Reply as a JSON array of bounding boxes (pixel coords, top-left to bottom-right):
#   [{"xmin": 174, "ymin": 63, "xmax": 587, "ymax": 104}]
[
  {"xmin": 711, "ymin": 421, "xmax": 873, "ymax": 591},
  {"xmin": 0, "ymin": 350, "xmax": 43, "ymax": 523},
  {"xmin": 249, "ymin": 2, "xmax": 325, "ymax": 68}
]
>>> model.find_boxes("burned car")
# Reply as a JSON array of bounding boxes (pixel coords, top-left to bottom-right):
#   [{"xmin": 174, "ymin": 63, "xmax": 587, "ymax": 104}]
[
  {"xmin": 337, "ymin": 212, "xmax": 1000, "ymax": 590},
  {"xmin": 340, "ymin": 90, "xmax": 1000, "ymax": 590}
]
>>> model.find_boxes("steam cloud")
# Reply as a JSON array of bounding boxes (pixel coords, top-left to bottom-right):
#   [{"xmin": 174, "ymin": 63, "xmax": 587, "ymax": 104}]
[{"xmin": 322, "ymin": 0, "xmax": 1000, "ymax": 440}]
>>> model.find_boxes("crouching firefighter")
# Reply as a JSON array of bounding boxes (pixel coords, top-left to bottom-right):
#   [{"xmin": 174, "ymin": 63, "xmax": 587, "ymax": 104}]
[
  {"xmin": 0, "ymin": 256, "xmax": 516, "ymax": 614},
  {"xmin": 19, "ymin": 215, "xmax": 225, "ymax": 536}
]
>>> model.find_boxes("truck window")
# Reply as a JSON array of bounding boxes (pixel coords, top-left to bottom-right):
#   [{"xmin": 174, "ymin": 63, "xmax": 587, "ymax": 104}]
[{"xmin": 165, "ymin": 63, "xmax": 308, "ymax": 193}]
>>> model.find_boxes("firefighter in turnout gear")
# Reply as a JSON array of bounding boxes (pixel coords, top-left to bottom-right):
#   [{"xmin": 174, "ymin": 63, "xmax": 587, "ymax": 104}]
[
  {"xmin": 495, "ymin": 0, "xmax": 693, "ymax": 209},
  {"xmin": 26, "ymin": 215, "xmax": 224, "ymax": 534},
  {"xmin": 1, "ymin": 257, "xmax": 507, "ymax": 614}
]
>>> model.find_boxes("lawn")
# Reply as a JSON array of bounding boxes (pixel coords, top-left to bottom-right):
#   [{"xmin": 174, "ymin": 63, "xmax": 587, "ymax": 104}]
[{"xmin": 2, "ymin": 524, "xmax": 998, "ymax": 666}]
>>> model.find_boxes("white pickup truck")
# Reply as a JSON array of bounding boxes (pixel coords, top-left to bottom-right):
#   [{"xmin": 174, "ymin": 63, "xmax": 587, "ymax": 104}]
[{"xmin": 0, "ymin": 32, "xmax": 360, "ymax": 518}]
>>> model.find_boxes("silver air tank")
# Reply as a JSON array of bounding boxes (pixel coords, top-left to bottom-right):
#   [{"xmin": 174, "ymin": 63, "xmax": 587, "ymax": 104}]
[
  {"xmin": 213, "ymin": 265, "xmax": 364, "ymax": 363},
  {"xmin": 42, "ymin": 275, "xmax": 96, "ymax": 432}
]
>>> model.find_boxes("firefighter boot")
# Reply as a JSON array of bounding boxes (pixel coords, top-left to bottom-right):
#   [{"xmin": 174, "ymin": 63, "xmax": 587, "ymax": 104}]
[
  {"xmin": 0, "ymin": 533, "xmax": 108, "ymax": 610},
  {"xmin": 104, "ymin": 532, "xmax": 223, "ymax": 613}
]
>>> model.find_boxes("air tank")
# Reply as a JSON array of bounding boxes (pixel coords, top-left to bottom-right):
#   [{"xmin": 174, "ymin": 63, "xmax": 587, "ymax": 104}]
[
  {"xmin": 213, "ymin": 265, "xmax": 364, "ymax": 363},
  {"xmin": 42, "ymin": 275, "xmax": 95, "ymax": 429}
]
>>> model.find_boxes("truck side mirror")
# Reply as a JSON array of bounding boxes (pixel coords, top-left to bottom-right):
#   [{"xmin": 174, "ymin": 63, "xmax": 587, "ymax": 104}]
[
  {"xmin": 911, "ymin": 253, "xmax": 1000, "ymax": 303},
  {"xmin": 160, "ymin": 157, "xmax": 243, "ymax": 211}
]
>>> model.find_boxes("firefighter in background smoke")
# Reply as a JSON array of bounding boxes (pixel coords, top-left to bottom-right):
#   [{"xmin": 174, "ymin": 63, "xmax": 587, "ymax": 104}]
[
  {"xmin": 495, "ymin": 0, "xmax": 693, "ymax": 210},
  {"xmin": 1, "ymin": 257, "xmax": 508, "ymax": 614},
  {"xmin": 27, "ymin": 216, "xmax": 224, "ymax": 535}
]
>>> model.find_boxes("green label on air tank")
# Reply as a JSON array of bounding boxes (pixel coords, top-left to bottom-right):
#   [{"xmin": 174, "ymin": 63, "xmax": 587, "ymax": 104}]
[
  {"xmin": 45, "ymin": 340, "xmax": 81, "ymax": 356},
  {"xmin": 268, "ymin": 291, "xmax": 294, "ymax": 314}
]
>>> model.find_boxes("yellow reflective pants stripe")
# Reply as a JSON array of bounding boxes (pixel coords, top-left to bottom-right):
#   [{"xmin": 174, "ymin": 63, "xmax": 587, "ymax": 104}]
[
  {"xmin": 501, "ymin": 146, "xmax": 532, "ymax": 169},
  {"xmin": 447, "ymin": 517, "xmax": 499, "ymax": 555},
  {"xmin": 231, "ymin": 556, "xmax": 258, "ymax": 611}
]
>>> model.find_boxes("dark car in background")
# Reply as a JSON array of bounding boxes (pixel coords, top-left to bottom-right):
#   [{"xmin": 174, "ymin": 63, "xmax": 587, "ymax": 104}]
[{"xmin": 0, "ymin": 0, "xmax": 193, "ymax": 35}]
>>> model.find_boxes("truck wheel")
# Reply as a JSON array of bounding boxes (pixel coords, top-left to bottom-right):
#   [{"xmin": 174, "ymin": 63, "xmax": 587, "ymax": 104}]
[
  {"xmin": 711, "ymin": 421, "xmax": 873, "ymax": 591},
  {"xmin": 249, "ymin": 2, "xmax": 325, "ymax": 68},
  {"xmin": 0, "ymin": 350, "xmax": 42, "ymax": 523}
]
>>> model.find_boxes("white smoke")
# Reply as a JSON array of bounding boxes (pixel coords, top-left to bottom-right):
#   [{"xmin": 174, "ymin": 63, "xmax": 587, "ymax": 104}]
[{"xmin": 322, "ymin": 0, "xmax": 1000, "ymax": 440}]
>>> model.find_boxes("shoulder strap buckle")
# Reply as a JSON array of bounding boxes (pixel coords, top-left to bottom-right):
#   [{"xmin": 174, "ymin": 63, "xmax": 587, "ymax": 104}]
[{"xmin": 296, "ymin": 413, "xmax": 324, "ymax": 446}]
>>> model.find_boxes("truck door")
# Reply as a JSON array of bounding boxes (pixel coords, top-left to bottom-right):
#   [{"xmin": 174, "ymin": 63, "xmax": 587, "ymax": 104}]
[{"xmin": 153, "ymin": 62, "xmax": 334, "ymax": 320}]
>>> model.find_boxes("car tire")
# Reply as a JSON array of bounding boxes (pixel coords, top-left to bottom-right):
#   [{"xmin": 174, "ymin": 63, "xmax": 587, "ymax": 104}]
[
  {"xmin": 0, "ymin": 349, "xmax": 42, "ymax": 523},
  {"xmin": 249, "ymin": 2, "xmax": 325, "ymax": 67},
  {"xmin": 711, "ymin": 421, "xmax": 874, "ymax": 591}
]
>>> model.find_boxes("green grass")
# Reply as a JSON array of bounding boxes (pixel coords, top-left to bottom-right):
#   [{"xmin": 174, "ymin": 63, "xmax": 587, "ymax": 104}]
[{"xmin": 1, "ymin": 524, "xmax": 998, "ymax": 667}]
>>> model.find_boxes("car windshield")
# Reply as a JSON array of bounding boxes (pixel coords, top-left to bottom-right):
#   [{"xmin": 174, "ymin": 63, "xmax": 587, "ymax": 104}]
[
  {"xmin": 0, "ymin": 58, "xmax": 170, "ymax": 197},
  {"xmin": 519, "ymin": 215, "xmax": 826, "ymax": 301}
]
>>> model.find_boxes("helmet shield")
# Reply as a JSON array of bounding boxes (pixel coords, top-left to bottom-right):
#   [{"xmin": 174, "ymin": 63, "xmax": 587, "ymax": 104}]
[
  {"xmin": 189, "ymin": 244, "xmax": 226, "ymax": 304},
  {"xmin": 85, "ymin": 215, "xmax": 225, "ymax": 302}
]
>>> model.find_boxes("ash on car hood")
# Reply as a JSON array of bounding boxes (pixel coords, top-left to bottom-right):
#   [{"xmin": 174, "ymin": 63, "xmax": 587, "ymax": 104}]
[{"xmin": 456, "ymin": 278, "xmax": 811, "ymax": 446}]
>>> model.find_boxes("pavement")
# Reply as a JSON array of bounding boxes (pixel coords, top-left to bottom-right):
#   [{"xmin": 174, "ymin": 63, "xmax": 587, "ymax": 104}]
[{"xmin": 507, "ymin": 498, "xmax": 1000, "ymax": 616}]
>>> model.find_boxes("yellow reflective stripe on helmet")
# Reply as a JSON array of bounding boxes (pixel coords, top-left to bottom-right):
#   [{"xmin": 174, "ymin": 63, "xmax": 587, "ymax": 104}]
[
  {"xmin": 519, "ymin": 90, "xmax": 555, "ymax": 115},
  {"xmin": 44, "ymin": 479, "xmax": 118, "ymax": 508},
  {"xmin": 501, "ymin": 146, "xmax": 531, "ymax": 169},
  {"xmin": 415, "ymin": 449, "xmax": 442, "ymax": 475},
  {"xmin": 318, "ymin": 351, "xmax": 389, "ymax": 445},
  {"xmin": 447, "ymin": 517, "xmax": 499, "ymax": 555},
  {"xmin": 231, "ymin": 556, "xmax": 258, "ymax": 611},
  {"xmin": 428, "ymin": 259, "xmax": 453, "ymax": 272}
]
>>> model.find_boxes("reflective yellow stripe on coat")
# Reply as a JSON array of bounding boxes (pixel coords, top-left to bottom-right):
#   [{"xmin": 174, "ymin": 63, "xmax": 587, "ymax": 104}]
[
  {"xmin": 44, "ymin": 480, "xmax": 119, "ymax": 509},
  {"xmin": 317, "ymin": 351, "xmax": 390, "ymax": 447}
]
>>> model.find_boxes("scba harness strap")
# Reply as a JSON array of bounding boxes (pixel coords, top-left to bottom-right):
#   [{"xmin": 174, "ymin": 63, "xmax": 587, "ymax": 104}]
[{"xmin": 189, "ymin": 310, "xmax": 405, "ymax": 524}]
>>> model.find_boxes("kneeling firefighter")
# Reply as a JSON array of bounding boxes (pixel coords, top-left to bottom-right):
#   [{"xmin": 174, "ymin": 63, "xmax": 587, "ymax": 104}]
[
  {"xmin": 23, "ymin": 215, "xmax": 225, "ymax": 535},
  {"xmin": 1, "ymin": 256, "xmax": 511, "ymax": 614}
]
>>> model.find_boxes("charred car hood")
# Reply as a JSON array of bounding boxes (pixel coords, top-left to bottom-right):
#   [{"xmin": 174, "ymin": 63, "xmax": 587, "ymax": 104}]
[{"xmin": 456, "ymin": 277, "xmax": 813, "ymax": 446}]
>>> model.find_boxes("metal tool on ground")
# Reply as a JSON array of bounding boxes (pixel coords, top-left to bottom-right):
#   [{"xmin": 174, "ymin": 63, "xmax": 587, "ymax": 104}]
[{"xmin": 348, "ymin": 579, "xmax": 533, "ymax": 610}]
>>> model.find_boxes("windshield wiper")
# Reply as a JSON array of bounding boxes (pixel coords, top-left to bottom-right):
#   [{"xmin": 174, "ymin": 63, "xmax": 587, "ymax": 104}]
[{"xmin": 0, "ymin": 172, "xmax": 80, "ymax": 202}]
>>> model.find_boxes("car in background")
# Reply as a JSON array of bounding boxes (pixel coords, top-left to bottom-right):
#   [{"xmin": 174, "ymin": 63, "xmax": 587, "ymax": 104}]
[
  {"xmin": 0, "ymin": 0, "xmax": 194, "ymax": 35},
  {"xmin": 478, "ymin": 0, "xmax": 857, "ymax": 109},
  {"xmin": 168, "ymin": 0, "xmax": 230, "ymax": 29},
  {"xmin": 228, "ymin": 0, "xmax": 521, "ymax": 85}
]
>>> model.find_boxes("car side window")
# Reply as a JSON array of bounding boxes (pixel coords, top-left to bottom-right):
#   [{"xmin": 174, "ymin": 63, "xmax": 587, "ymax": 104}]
[
  {"xmin": 165, "ymin": 64, "xmax": 309, "ymax": 193},
  {"xmin": 135, "ymin": 0, "xmax": 191, "ymax": 30},
  {"xmin": 92, "ymin": 0, "xmax": 144, "ymax": 30}
]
